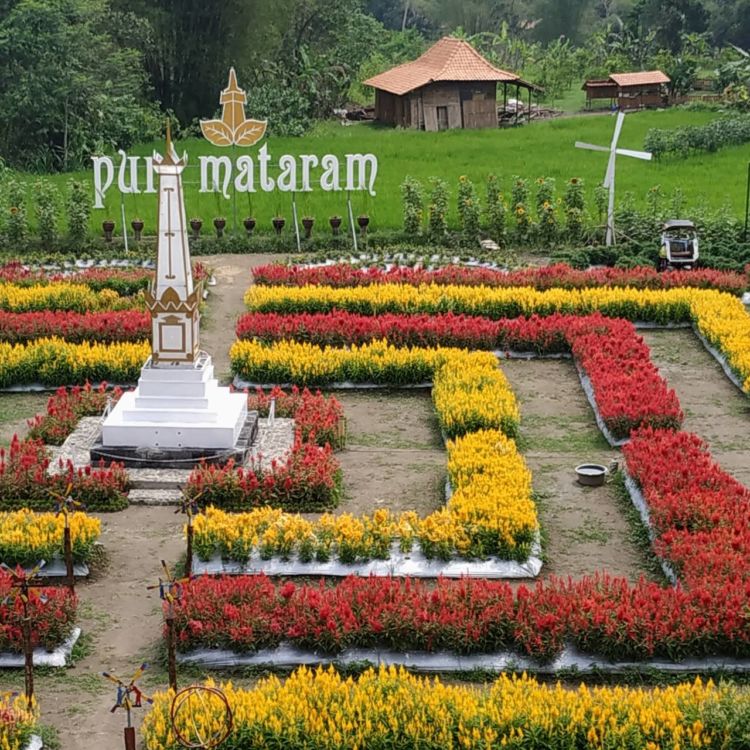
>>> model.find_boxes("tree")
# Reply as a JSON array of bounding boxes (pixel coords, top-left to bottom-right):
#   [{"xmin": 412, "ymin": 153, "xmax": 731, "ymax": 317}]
[
  {"xmin": 531, "ymin": 0, "xmax": 597, "ymax": 44},
  {"xmin": 628, "ymin": 0, "xmax": 709, "ymax": 52},
  {"xmin": 111, "ymin": 0, "xmax": 282, "ymax": 124},
  {"xmin": 0, "ymin": 0, "xmax": 158, "ymax": 171}
]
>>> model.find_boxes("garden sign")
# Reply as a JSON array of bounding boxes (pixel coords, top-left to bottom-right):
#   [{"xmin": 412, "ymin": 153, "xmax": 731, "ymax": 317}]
[{"xmin": 91, "ymin": 68, "xmax": 378, "ymax": 209}]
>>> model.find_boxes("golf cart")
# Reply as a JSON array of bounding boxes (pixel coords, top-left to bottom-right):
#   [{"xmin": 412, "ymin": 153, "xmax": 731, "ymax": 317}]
[{"xmin": 657, "ymin": 220, "xmax": 699, "ymax": 271}]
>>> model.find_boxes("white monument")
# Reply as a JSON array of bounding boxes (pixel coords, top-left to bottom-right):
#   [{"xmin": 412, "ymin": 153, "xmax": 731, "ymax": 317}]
[
  {"xmin": 575, "ymin": 111, "xmax": 652, "ymax": 246},
  {"xmin": 93, "ymin": 127, "xmax": 252, "ymax": 465}
]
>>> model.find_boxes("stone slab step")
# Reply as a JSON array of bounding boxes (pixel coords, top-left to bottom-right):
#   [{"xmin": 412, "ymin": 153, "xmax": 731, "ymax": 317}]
[
  {"xmin": 128, "ymin": 487, "xmax": 183, "ymax": 506},
  {"xmin": 128, "ymin": 467, "xmax": 192, "ymax": 489}
]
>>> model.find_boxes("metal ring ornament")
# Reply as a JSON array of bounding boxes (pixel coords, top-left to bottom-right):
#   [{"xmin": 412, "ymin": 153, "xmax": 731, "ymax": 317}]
[{"xmin": 170, "ymin": 685, "xmax": 233, "ymax": 749}]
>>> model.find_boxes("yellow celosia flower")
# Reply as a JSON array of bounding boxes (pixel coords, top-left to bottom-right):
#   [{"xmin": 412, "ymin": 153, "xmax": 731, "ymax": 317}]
[
  {"xmin": 0, "ymin": 338, "xmax": 149, "ymax": 387},
  {"xmin": 0, "ymin": 693, "xmax": 37, "ymax": 750},
  {"xmin": 243, "ymin": 284, "xmax": 750, "ymax": 394},
  {"xmin": 141, "ymin": 668, "xmax": 740, "ymax": 750},
  {"xmin": 0, "ymin": 510, "xmax": 100, "ymax": 566}
]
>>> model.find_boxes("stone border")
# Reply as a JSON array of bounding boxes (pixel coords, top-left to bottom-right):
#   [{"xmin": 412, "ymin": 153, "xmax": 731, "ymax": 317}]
[
  {"xmin": 633, "ymin": 321, "xmax": 692, "ymax": 329},
  {"xmin": 177, "ymin": 641, "xmax": 750, "ymax": 675},
  {"xmin": 0, "ymin": 381, "xmax": 134, "ymax": 394},
  {"xmin": 692, "ymin": 325, "xmax": 746, "ymax": 395},
  {"xmin": 0, "ymin": 627, "xmax": 81, "ymax": 669},
  {"xmin": 50, "ymin": 417, "xmax": 295, "ymax": 487},
  {"xmin": 24, "ymin": 736, "xmax": 43, "ymax": 750},
  {"xmin": 573, "ymin": 360, "xmax": 628, "ymax": 447},
  {"xmin": 0, "ymin": 558, "xmax": 90, "ymax": 579},
  {"xmin": 621, "ymin": 469, "xmax": 678, "ymax": 584},
  {"xmin": 233, "ymin": 377, "xmax": 432, "ymax": 390}
]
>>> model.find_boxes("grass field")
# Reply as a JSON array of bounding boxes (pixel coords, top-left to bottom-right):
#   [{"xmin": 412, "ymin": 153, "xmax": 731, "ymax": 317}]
[{"xmin": 16, "ymin": 108, "xmax": 750, "ymax": 233}]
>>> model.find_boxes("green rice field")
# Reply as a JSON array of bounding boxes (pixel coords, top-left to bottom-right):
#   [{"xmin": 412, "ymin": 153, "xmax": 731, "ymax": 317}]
[{"xmin": 16, "ymin": 109, "xmax": 750, "ymax": 233}]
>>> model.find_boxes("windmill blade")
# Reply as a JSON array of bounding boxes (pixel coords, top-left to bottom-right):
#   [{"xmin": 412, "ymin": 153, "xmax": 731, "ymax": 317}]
[
  {"xmin": 0, "ymin": 562, "xmax": 15, "ymax": 576},
  {"xmin": 603, "ymin": 155, "xmax": 615, "ymax": 189},
  {"xmin": 103, "ymin": 671, "xmax": 125, "ymax": 686},
  {"xmin": 574, "ymin": 141, "xmax": 609, "ymax": 153},
  {"xmin": 129, "ymin": 662, "xmax": 149, "ymax": 684},
  {"xmin": 160, "ymin": 560, "xmax": 174, "ymax": 582},
  {"xmin": 28, "ymin": 560, "xmax": 46, "ymax": 578},
  {"xmin": 615, "ymin": 148, "xmax": 652, "ymax": 161},
  {"xmin": 610, "ymin": 111, "xmax": 626, "ymax": 149}
]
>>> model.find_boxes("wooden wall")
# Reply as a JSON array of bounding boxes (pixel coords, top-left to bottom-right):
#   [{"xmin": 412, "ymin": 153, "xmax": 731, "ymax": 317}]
[
  {"xmin": 460, "ymin": 82, "xmax": 498, "ymax": 129},
  {"xmin": 421, "ymin": 82, "xmax": 462, "ymax": 131},
  {"xmin": 374, "ymin": 81, "xmax": 498, "ymax": 131},
  {"xmin": 375, "ymin": 90, "xmax": 411, "ymax": 127}
]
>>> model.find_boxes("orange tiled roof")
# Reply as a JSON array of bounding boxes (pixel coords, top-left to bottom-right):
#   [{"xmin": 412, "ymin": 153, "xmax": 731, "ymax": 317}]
[
  {"xmin": 364, "ymin": 37, "xmax": 519, "ymax": 96},
  {"xmin": 609, "ymin": 70, "xmax": 670, "ymax": 87}
]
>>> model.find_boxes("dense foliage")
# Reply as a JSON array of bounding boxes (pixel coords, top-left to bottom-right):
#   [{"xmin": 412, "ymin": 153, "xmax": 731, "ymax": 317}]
[{"xmin": 4, "ymin": 0, "xmax": 750, "ymax": 168}]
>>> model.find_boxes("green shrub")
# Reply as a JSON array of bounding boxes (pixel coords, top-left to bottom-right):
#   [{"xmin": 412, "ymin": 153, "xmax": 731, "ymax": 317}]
[
  {"xmin": 428, "ymin": 178, "xmax": 449, "ymax": 238},
  {"xmin": 401, "ymin": 176, "xmax": 423, "ymax": 236}
]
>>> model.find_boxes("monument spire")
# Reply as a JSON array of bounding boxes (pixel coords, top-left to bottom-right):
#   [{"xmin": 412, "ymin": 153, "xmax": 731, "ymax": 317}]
[{"xmin": 144, "ymin": 124, "xmax": 200, "ymax": 365}]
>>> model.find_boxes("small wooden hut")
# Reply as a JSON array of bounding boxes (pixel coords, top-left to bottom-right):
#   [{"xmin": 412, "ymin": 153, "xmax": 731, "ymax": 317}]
[
  {"xmin": 583, "ymin": 70, "xmax": 671, "ymax": 110},
  {"xmin": 364, "ymin": 37, "xmax": 539, "ymax": 131}
]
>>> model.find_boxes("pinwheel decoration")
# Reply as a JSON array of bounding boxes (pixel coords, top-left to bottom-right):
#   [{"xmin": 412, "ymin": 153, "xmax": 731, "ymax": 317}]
[
  {"xmin": 147, "ymin": 560, "xmax": 190, "ymax": 618},
  {"xmin": 51, "ymin": 483, "xmax": 85, "ymax": 522},
  {"xmin": 1, "ymin": 561, "xmax": 47, "ymax": 704},
  {"xmin": 147, "ymin": 561, "xmax": 191, "ymax": 690},
  {"xmin": 177, "ymin": 487, "xmax": 206, "ymax": 577},
  {"xmin": 103, "ymin": 663, "xmax": 152, "ymax": 725},
  {"xmin": 50, "ymin": 483, "xmax": 85, "ymax": 592}
]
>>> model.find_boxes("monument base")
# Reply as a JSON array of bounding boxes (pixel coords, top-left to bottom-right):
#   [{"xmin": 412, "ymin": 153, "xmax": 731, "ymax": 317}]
[
  {"xmin": 92, "ymin": 352, "xmax": 253, "ymax": 468},
  {"xmin": 90, "ymin": 411, "xmax": 258, "ymax": 468}
]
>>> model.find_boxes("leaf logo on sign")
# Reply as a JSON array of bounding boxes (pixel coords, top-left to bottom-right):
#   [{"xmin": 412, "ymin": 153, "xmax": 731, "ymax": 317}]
[{"xmin": 200, "ymin": 68, "xmax": 267, "ymax": 148}]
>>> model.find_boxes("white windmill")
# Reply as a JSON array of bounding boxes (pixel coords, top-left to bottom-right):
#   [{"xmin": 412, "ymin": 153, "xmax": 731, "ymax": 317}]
[{"xmin": 575, "ymin": 111, "xmax": 652, "ymax": 246}]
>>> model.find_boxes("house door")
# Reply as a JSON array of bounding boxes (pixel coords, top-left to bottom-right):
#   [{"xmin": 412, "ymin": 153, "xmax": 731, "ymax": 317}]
[{"xmin": 436, "ymin": 106, "xmax": 449, "ymax": 131}]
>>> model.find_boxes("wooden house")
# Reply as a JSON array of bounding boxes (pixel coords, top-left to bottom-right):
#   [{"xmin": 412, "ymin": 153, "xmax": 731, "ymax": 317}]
[
  {"xmin": 364, "ymin": 37, "xmax": 539, "ymax": 131},
  {"xmin": 583, "ymin": 71, "xmax": 671, "ymax": 110}
]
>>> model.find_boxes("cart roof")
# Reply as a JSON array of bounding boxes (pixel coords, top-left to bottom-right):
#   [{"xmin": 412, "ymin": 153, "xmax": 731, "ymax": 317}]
[{"xmin": 662, "ymin": 219, "xmax": 695, "ymax": 229}]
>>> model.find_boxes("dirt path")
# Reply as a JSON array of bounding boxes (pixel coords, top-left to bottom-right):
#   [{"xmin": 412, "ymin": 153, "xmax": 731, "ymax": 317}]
[
  {"xmin": 0, "ymin": 255, "xmax": 292, "ymax": 749},
  {"xmin": 641, "ymin": 329, "xmax": 750, "ymax": 486},
  {"xmin": 501, "ymin": 359, "xmax": 648, "ymax": 582},
  {"xmin": 328, "ymin": 391, "xmax": 445, "ymax": 519},
  {"xmin": 0, "ymin": 507, "xmax": 185, "ymax": 750},
  {"xmin": 193, "ymin": 253, "xmax": 290, "ymax": 382}
]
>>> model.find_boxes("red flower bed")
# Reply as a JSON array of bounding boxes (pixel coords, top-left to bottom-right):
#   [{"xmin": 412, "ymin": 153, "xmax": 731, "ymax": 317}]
[
  {"xmin": 171, "ymin": 572, "xmax": 750, "ymax": 663},
  {"xmin": 246, "ymin": 385, "xmax": 345, "ymax": 449},
  {"xmin": 252, "ymin": 262, "xmax": 747, "ymax": 295},
  {"xmin": 565, "ymin": 318, "xmax": 683, "ymax": 437},
  {"xmin": 0, "ymin": 436, "xmax": 129, "ymax": 512},
  {"xmin": 27, "ymin": 382, "xmax": 124, "ymax": 445},
  {"xmin": 0, "ymin": 261, "xmax": 210, "ymax": 295},
  {"xmin": 0, "ymin": 310, "xmax": 149, "ymax": 344},
  {"xmin": 185, "ymin": 388, "xmax": 344, "ymax": 511},
  {"xmin": 623, "ymin": 427, "xmax": 750, "ymax": 587},
  {"xmin": 236, "ymin": 311, "xmax": 680, "ymax": 439},
  {"xmin": 0, "ymin": 569, "xmax": 77, "ymax": 653}
]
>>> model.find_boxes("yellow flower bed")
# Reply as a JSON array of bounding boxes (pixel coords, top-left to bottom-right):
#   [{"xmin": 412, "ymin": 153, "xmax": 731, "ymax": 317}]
[
  {"xmin": 0, "ymin": 283, "xmax": 134, "ymax": 312},
  {"xmin": 0, "ymin": 510, "xmax": 101, "ymax": 567},
  {"xmin": 230, "ymin": 340, "xmax": 520, "ymax": 438},
  {"xmin": 691, "ymin": 292, "xmax": 750, "ymax": 391},
  {"xmin": 142, "ymin": 667, "xmax": 745, "ymax": 750},
  {"xmin": 245, "ymin": 282, "xmax": 695, "ymax": 321},
  {"xmin": 193, "ymin": 429, "xmax": 537, "ymax": 563},
  {"xmin": 0, "ymin": 338, "xmax": 149, "ymax": 387},
  {"xmin": 244, "ymin": 284, "xmax": 750, "ymax": 394},
  {"xmin": 0, "ymin": 693, "xmax": 37, "ymax": 750},
  {"xmin": 433, "ymin": 356, "xmax": 520, "ymax": 438}
]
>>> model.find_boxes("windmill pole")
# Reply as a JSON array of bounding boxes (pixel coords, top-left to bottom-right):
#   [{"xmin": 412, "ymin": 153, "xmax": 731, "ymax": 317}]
[{"xmin": 607, "ymin": 157, "xmax": 617, "ymax": 246}]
